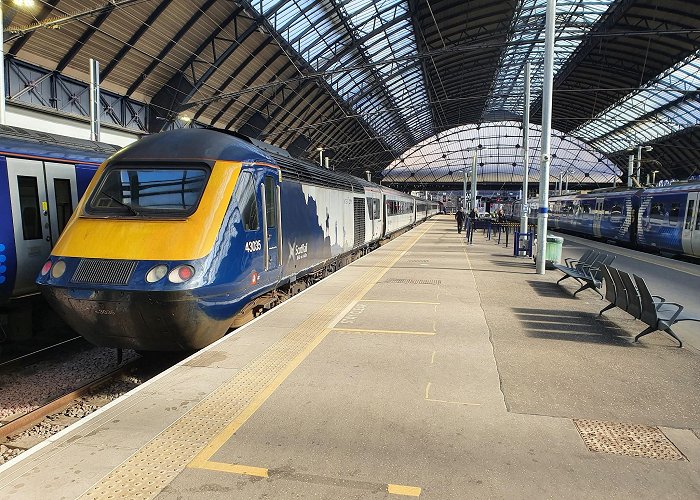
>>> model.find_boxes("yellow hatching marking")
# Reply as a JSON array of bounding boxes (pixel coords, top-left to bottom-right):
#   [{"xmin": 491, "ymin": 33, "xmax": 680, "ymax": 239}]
[
  {"xmin": 359, "ymin": 299, "xmax": 440, "ymax": 305},
  {"xmin": 332, "ymin": 328, "xmax": 435, "ymax": 336},
  {"xmin": 195, "ymin": 462, "xmax": 269, "ymax": 478},
  {"xmin": 424, "ymin": 382, "xmax": 481, "ymax": 406},
  {"xmin": 387, "ymin": 484, "xmax": 422, "ymax": 497}
]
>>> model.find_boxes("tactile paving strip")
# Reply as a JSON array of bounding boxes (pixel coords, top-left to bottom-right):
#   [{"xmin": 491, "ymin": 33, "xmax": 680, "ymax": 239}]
[
  {"xmin": 382, "ymin": 278, "xmax": 441, "ymax": 285},
  {"xmin": 573, "ymin": 419, "xmax": 685, "ymax": 461},
  {"xmin": 80, "ymin": 225, "xmax": 433, "ymax": 499}
]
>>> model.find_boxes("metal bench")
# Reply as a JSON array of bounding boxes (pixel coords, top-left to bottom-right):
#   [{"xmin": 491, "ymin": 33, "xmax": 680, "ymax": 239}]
[
  {"xmin": 555, "ymin": 252, "xmax": 615, "ymax": 298},
  {"xmin": 599, "ymin": 265, "xmax": 694, "ymax": 348}
]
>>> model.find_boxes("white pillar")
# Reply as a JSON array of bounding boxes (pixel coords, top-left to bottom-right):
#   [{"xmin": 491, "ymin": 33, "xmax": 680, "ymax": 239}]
[
  {"xmin": 324, "ymin": 157, "xmax": 330, "ymax": 170},
  {"xmin": 462, "ymin": 167, "xmax": 468, "ymax": 211},
  {"xmin": 558, "ymin": 172, "xmax": 563, "ymax": 195},
  {"xmin": 89, "ymin": 59, "xmax": 101, "ymax": 141},
  {"xmin": 0, "ymin": 5, "xmax": 6, "ymax": 125},
  {"xmin": 318, "ymin": 147, "xmax": 324, "ymax": 167},
  {"xmin": 535, "ymin": 0, "xmax": 557, "ymax": 275},
  {"xmin": 627, "ymin": 154, "xmax": 634, "ymax": 187},
  {"xmin": 470, "ymin": 152, "xmax": 477, "ymax": 213},
  {"xmin": 520, "ymin": 61, "xmax": 531, "ymax": 237},
  {"xmin": 565, "ymin": 171, "xmax": 569, "ymax": 192},
  {"xmin": 636, "ymin": 145, "xmax": 642, "ymax": 185}
]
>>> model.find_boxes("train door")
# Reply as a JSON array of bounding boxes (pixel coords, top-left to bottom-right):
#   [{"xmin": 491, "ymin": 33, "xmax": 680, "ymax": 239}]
[
  {"xmin": 261, "ymin": 173, "xmax": 282, "ymax": 275},
  {"xmin": 682, "ymin": 191, "xmax": 700, "ymax": 256},
  {"xmin": 44, "ymin": 162, "xmax": 78, "ymax": 244},
  {"xmin": 593, "ymin": 198, "xmax": 604, "ymax": 238},
  {"xmin": 6, "ymin": 158, "xmax": 51, "ymax": 295}
]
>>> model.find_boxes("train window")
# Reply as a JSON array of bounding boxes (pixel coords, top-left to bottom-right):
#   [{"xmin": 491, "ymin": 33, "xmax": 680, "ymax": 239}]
[
  {"xmin": 649, "ymin": 202, "xmax": 665, "ymax": 223},
  {"xmin": 264, "ymin": 176, "xmax": 276, "ymax": 228},
  {"xmin": 610, "ymin": 203, "xmax": 623, "ymax": 216},
  {"xmin": 88, "ymin": 166, "xmax": 209, "ymax": 217},
  {"xmin": 17, "ymin": 176, "xmax": 42, "ymax": 240},
  {"xmin": 669, "ymin": 203, "xmax": 680, "ymax": 226},
  {"xmin": 54, "ymin": 178, "xmax": 74, "ymax": 235},
  {"xmin": 686, "ymin": 200, "xmax": 695, "ymax": 230},
  {"xmin": 234, "ymin": 172, "xmax": 258, "ymax": 231}
]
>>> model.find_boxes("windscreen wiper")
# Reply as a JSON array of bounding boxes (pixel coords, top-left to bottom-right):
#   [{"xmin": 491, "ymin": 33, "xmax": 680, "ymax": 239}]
[{"xmin": 102, "ymin": 192, "xmax": 141, "ymax": 216}]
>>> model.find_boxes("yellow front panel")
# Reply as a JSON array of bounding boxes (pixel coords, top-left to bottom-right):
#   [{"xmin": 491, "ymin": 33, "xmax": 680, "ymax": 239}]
[{"xmin": 52, "ymin": 161, "xmax": 242, "ymax": 261}]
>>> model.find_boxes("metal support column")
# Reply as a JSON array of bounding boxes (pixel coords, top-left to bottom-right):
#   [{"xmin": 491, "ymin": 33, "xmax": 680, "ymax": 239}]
[
  {"xmin": 627, "ymin": 154, "xmax": 634, "ymax": 187},
  {"xmin": 520, "ymin": 62, "xmax": 531, "ymax": 238},
  {"xmin": 462, "ymin": 167, "xmax": 468, "ymax": 211},
  {"xmin": 470, "ymin": 152, "xmax": 477, "ymax": 213},
  {"xmin": 535, "ymin": 0, "xmax": 557, "ymax": 275},
  {"xmin": 89, "ymin": 59, "xmax": 101, "ymax": 141},
  {"xmin": 636, "ymin": 145, "xmax": 642, "ymax": 185}
]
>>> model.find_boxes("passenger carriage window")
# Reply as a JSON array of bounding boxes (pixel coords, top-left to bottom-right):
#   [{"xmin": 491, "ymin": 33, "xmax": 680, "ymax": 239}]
[
  {"xmin": 234, "ymin": 172, "xmax": 259, "ymax": 231},
  {"xmin": 54, "ymin": 178, "xmax": 74, "ymax": 235},
  {"xmin": 17, "ymin": 176, "xmax": 42, "ymax": 240},
  {"xmin": 373, "ymin": 199, "xmax": 380, "ymax": 219},
  {"xmin": 649, "ymin": 202, "xmax": 665, "ymax": 223},
  {"xmin": 686, "ymin": 200, "xmax": 695, "ymax": 230},
  {"xmin": 669, "ymin": 203, "xmax": 680, "ymax": 226},
  {"xmin": 610, "ymin": 203, "xmax": 623, "ymax": 216},
  {"xmin": 264, "ymin": 176, "xmax": 276, "ymax": 228}
]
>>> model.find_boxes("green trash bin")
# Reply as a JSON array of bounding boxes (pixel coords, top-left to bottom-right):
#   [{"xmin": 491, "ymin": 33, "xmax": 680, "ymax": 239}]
[{"xmin": 545, "ymin": 235, "xmax": 564, "ymax": 269}]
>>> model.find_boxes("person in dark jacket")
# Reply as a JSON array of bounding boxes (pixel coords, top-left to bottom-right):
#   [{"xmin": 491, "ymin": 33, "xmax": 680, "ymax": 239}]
[{"xmin": 455, "ymin": 208, "xmax": 465, "ymax": 233}]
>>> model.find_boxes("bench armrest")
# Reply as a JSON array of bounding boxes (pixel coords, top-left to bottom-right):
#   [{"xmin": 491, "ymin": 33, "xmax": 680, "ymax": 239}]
[{"xmin": 658, "ymin": 302, "xmax": 684, "ymax": 323}]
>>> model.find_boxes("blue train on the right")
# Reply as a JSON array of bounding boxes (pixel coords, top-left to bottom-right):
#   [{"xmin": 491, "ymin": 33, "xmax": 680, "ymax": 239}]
[{"xmin": 510, "ymin": 182, "xmax": 700, "ymax": 258}]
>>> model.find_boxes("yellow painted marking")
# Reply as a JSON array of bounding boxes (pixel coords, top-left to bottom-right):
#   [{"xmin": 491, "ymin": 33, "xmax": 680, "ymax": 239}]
[
  {"xmin": 332, "ymin": 328, "xmax": 435, "ymax": 336},
  {"xmin": 425, "ymin": 382, "xmax": 480, "ymax": 406},
  {"xmin": 189, "ymin": 223, "xmax": 435, "ymax": 472},
  {"xmin": 388, "ymin": 484, "xmax": 422, "ymax": 497},
  {"xmin": 430, "ymin": 351, "xmax": 436, "ymax": 364},
  {"xmin": 195, "ymin": 461, "xmax": 269, "ymax": 477},
  {"xmin": 359, "ymin": 299, "xmax": 440, "ymax": 305}
]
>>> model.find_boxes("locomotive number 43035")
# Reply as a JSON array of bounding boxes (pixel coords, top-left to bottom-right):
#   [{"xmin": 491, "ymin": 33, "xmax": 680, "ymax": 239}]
[{"xmin": 244, "ymin": 240, "xmax": 262, "ymax": 253}]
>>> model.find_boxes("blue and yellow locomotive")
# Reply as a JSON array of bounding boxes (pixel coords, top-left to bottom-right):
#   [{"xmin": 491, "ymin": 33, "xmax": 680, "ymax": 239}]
[{"xmin": 37, "ymin": 129, "xmax": 438, "ymax": 351}]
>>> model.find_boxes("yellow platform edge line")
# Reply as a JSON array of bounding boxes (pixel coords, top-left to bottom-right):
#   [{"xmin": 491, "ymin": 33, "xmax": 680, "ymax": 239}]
[
  {"xmin": 332, "ymin": 328, "xmax": 435, "ymax": 335},
  {"xmin": 359, "ymin": 299, "xmax": 440, "ymax": 305},
  {"xmin": 189, "ymin": 223, "xmax": 435, "ymax": 469},
  {"xmin": 387, "ymin": 483, "xmax": 422, "ymax": 496},
  {"xmin": 191, "ymin": 461, "xmax": 269, "ymax": 478}
]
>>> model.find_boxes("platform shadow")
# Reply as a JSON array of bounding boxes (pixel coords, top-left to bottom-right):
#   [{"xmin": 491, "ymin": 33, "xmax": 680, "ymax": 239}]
[
  {"xmin": 513, "ymin": 307, "xmax": 632, "ymax": 346},
  {"xmin": 526, "ymin": 280, "xmax": 574, "ymax": 298}
]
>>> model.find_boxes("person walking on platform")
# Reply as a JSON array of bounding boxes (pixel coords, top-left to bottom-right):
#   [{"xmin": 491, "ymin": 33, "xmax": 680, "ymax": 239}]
[{"xmin": 455, "ymin": 208, "xmax": 465, "ymax": 233}]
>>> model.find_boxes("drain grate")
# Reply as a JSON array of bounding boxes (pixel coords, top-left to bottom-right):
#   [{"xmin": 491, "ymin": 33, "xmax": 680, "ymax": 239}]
[
  {"xmin": 573, "ymin": 419, "xmax": 685, "ymax": 461},
  {"xmin": 406, "ymin": 259, "xmax": 429, "ymax": 263},
  {"xmin": 382, "ymin": 278, "xmax": 441, "ymax": 285}
]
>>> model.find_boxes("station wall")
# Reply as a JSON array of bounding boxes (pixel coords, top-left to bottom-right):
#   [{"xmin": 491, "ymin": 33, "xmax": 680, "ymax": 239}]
[{"xmin": 6, "ymin": 104, "xmax": 140, "ymax": 147}]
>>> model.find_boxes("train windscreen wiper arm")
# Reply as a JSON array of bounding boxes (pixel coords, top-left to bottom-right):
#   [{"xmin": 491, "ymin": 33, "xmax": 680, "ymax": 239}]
[{"xmin": 101, "ymin": 191, "xmax": 141, "ymax": 216}]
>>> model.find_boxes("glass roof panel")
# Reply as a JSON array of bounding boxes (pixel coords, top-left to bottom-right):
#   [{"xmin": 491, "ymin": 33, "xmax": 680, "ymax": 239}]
[
  {"xmin": 254, "ymin": 0, "xmax": 432, "ymax": 152},
  {"xmin": 382, "ymin": 122, "xmax": 620, "ymax": 185},
  {"xmin": 484, "ymin": 0, "xmax": 616, "ymax": 118},
  {"xmin": 572, "ymin": 50, "xmax": 700, "ymax": 153}
]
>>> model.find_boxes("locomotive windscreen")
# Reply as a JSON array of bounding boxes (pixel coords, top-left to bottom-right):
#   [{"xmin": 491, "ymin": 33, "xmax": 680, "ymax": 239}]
[{"xmin": 86, "ymin": 165, "xmax": 210, "ymax": 218}]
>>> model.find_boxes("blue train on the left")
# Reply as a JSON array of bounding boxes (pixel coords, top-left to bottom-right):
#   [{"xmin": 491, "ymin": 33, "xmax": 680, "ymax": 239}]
[{"xmin": 0, "ymin": 126, "xmax": 119, "ymax": 303}]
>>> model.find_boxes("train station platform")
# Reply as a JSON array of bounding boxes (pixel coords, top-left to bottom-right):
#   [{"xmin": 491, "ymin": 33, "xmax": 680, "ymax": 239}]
[{"xmin": 1, "ymin": 215, "xmax": 699, "ymax": 499}]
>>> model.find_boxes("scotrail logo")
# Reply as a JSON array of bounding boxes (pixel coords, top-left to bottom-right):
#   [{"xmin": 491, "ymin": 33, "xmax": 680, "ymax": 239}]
[{"xmin": 287, "ymin": 241, "xmax": 308, "ymax": 262}]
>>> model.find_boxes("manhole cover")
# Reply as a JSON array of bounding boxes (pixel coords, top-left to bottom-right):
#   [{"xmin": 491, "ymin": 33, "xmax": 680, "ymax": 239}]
[
  {"xmin": 573, "ymin": 419, "xmax": 685, "ymax": 461},
  {"xmin": 382, "ymin": 278, "xmax": 441, "ymax": 285}
]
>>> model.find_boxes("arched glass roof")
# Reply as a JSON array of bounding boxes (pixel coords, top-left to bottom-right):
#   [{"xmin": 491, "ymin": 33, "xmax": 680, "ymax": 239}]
[
  {"xmin": 484, "ymin": 0, "xmax": 616, "ymax": 118},
  {"xmin": 571, "ymin": 50, "xmax": 700, "ymax": 153},
  {"xmin": 382, "ymin": 121, "xmax": 620, "ymax": 186}
]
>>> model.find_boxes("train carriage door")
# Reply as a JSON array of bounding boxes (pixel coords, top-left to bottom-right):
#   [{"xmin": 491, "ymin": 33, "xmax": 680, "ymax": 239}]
[
  {"xmin": 682, "ymin": 191, "xmax": 700, "ymax": 256},
  {"xmin": 261, "ymin": 173, "xmax": 281, "ymax": 273},
  {"xmin": 6, "ymin": 158, "xmax": 52, "ymax": 295},
  {"xmin": 44, "ymin": 162, "xmax": 78, "ymax": 244},
  {"xmin": 593, "ymin": 198, "xmax": 604, "ymax": 238}
]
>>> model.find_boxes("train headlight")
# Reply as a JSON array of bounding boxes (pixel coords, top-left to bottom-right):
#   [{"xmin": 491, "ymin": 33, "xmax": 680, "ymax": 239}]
[
  {"xmin": 51, "ymin": 260, "xmax": 66, "ymax": 279},
  {"xmin": 168, "ymin": 265, "xmax": 195, "ymax": 284},
  {"xmin": 146, "ymin": 264, "xmax": 169, "ymax": 283},
  {"xmin": 41, "ymin": 260, "xmax": 52, "ymax": 276}
]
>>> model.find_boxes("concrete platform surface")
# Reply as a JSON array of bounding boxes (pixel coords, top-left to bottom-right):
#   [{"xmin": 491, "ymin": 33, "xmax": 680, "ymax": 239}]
[{"xmin": 0, "ymin": 215, "xmax": 698, "ymax": 499}]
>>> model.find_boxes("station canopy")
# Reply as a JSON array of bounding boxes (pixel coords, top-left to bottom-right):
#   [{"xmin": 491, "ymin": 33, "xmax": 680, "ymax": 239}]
[
  {"xmin": 382, "ymin": 122, "xmax": 619, "ymax": 188},
  {"xmin": 3, "ymin": 0, "xmax": 700, "ymax": 187}
]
